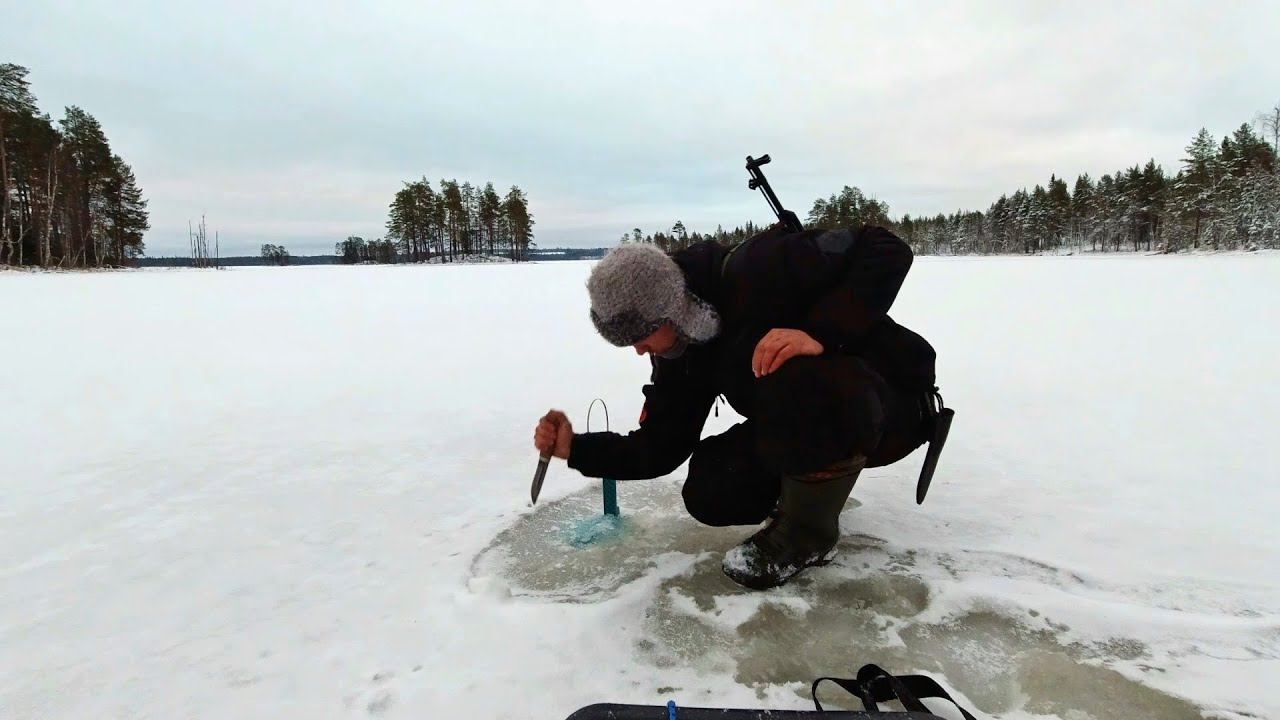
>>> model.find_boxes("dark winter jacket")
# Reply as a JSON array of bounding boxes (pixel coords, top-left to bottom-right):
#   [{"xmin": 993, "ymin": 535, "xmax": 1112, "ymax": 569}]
[{"xmin": 568, "ymin": 224, "xmax": 934, "ymax": 480}]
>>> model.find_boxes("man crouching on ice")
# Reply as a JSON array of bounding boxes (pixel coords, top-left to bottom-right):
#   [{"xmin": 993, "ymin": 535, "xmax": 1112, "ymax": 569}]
[{"xmin": 532, "ymin": 223, "xmax": 935, "ymax": 590}]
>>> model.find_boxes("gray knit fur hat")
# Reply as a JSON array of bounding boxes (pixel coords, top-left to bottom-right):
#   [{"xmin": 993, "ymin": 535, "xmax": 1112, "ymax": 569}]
[{"xmin": 587, "ymin": 244, "xmax": 721, "ymax": 347}]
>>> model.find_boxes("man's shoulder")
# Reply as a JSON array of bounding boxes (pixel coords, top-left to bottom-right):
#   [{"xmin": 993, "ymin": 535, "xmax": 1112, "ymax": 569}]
[
  {"xmin": 671, "ymin": 240, "xmax": 731, "ymax": 296},
  {"xmin": 672, "ymin": 239, "xmax": 730, "ymax": 260}
]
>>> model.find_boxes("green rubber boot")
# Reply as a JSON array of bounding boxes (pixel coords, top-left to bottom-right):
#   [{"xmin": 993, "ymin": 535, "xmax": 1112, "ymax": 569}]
[{"xmin": 722, "ymin": 456, "xmax": 864, "ymax": 590}]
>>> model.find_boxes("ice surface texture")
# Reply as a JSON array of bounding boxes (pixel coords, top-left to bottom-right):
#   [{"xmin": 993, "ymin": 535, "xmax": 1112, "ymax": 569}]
[
  {"xmin": 3, "ymin": 257, "xmax": 1277, "ymax": 718},
  {"xmin": 476, "ymin": 481, "xmax": 1212, "ymax": 718}
]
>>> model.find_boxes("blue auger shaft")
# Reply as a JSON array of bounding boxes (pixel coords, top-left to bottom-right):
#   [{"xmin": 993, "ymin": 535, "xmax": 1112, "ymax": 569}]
[{"xmin": 603, "ymin": 479, "xmax": 619, "ymax": 516}]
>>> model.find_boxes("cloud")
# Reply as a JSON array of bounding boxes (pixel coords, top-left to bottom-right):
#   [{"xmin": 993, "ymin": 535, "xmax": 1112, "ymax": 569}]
[{"xmin": 5, "ymin": 0, "xmax": 1278, "ymax": 254}]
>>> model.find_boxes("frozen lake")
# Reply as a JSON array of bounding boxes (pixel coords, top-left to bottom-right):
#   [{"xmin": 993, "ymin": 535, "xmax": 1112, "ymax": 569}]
[{"xmin": 2, "ymin": 254, "xmax": 1277, "ymax": 719}]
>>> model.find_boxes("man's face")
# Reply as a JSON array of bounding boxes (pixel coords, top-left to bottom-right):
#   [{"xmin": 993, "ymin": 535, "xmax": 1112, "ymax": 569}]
[{"xmin": 633, "ymin": 323, "xmax": 680, "ymax": 356}]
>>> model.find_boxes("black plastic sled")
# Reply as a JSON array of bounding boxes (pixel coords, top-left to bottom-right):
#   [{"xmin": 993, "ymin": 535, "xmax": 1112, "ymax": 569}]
[
  {"xmin": 566, "ymin": 665, "xmax": 977, "ymax": 720},
  {"xmin": 566, "ymin": 706, "xmax": 940, "ymax": 720}
]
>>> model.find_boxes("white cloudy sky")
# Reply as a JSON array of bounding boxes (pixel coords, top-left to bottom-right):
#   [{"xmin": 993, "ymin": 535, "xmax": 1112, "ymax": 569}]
[{"xmin": 5, "ymin": 1, "xmax": 1278, "ymax": 254}]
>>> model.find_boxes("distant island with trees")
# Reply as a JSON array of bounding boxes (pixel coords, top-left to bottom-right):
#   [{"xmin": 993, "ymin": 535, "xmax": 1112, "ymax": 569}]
[{"xmin": 134, "ymin": 246, "xmax": 607, "ymax": 268}]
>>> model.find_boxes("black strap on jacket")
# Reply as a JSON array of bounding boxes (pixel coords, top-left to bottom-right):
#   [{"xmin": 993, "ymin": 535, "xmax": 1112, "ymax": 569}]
[{"xmin": 811, "ymin": 664, "xmax": 978, "ymax": 720}]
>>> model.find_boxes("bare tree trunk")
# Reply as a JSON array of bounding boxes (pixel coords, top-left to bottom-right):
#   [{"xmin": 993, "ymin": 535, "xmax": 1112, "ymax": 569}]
[
  {"xmin": 1, "ymin": 116, "xmax": 10, "ymax": 265},
  {"xmin": 14, "ymin": 183, "xmax": 27, "ymax": 266},
  {"xmin": 188, "ymin": 215, "xmax": 212, "ymax": 268},
  {"xmin": 1258, "ymin": 103, "xmax": 1280, "ymax": 157},
  {"xmin": 41, "ymin": 153, "xmax": 56, "ymax": 267},
  {"xmin": 80, "ymin": 183, "xmax": 91, "ymax": 268}
]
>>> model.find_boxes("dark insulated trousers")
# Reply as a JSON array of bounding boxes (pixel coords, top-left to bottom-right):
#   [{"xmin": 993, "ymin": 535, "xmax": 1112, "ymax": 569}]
[{"xmin": 682, "ymin": 354, "xmax": 924, "ymax": 527}]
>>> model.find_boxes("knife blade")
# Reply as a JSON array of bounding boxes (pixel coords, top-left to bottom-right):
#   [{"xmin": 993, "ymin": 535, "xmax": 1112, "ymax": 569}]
[{"xmin": 530, "ymin": 454, "xmax": 550, "ymax": 504}]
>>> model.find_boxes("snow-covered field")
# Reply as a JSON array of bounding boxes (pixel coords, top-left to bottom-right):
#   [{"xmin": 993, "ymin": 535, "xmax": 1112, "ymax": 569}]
[{"xmin": 2, "ymin": 254, "xmax": 1277, "ymax": 719}]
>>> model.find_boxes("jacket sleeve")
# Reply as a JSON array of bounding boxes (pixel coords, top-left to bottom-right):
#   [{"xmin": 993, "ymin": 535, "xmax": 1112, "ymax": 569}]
[
  {"xmin": 566, "ymin": 357, "xmax": 715, "ymax": 480},
  {"xmin": 796, "ymin": 225, "xmax": 913, "ymax": 354}
]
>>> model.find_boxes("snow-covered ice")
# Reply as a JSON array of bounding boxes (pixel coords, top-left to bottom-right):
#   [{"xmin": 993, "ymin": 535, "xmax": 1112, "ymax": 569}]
[{"xmin": 2, "ymin": 254, "xmax": 1277, "ymax": 719}]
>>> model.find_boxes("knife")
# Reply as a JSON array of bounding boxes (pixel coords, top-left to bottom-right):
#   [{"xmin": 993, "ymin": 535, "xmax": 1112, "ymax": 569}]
[{"xmin": 530, "ymin": 453, "xmax": 551, "ymax": 504}]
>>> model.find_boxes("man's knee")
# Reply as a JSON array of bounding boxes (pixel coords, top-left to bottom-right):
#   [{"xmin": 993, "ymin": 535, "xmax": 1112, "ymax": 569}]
[
  {"xmin": 682, "ymin": 478, "xmax": 737, "ymax": 527},
  {"xmin": 682, "ymin": 425, "xmax": 779, "ymax": 527},
  {"xmin": 682, "ymin": 474, "xmax": 777, "ymax": 527}
]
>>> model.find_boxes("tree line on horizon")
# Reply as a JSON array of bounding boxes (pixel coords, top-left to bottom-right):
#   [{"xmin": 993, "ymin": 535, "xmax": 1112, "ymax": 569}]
[
  {"xmin": 617, "ymin": 220, "xmax": 770, "ymax": 254},
  {"xmin": 628, "ymin": 104, "xmax": 1280, "ymax": 256},
  {"xmin": 1, "ymin": 63, "xmax": 150, "ymax": 268},
  {"xmin": 337, "ymin": 178, "xmax": 535, "ymax": 264}
]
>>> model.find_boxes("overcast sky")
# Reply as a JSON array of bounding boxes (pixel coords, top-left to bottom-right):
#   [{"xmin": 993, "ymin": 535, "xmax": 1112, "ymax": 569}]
[{"xmin": 5, "ymin": 1, "xmax": 1278, "ymax": 255}]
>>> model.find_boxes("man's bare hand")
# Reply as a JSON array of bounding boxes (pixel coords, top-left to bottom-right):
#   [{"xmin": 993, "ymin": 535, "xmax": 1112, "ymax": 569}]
[
  {"xmin": 533, "ymin": 409, "xmax": 573, "ymax": 460},
  {"xmin": 752, "ymin": 329, "xmax": 824, "ymax": 377}
]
